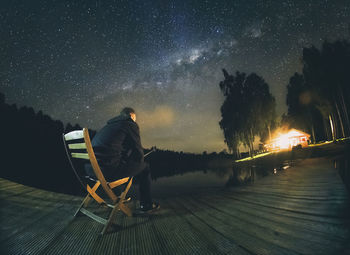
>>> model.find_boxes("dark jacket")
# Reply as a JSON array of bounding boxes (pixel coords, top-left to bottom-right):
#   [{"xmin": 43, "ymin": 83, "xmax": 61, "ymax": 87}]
[{"xmin": 91, "ymin": 114, "xmax": 144, "ymax": 169}]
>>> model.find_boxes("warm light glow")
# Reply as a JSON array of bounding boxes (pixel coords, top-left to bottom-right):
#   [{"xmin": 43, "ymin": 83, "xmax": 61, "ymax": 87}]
[
  {"xmin": 266, "ymin": 129, "xmax": 310, "ymax": 151},
  {"xmin": 277, "ymin": 133, "xmax": 291, "ymax": 149}
]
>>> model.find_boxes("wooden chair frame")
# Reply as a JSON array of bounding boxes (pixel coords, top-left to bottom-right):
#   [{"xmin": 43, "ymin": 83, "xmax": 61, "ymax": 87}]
[{"xmin": 63, "ymin": 128, "xmax": 133, "ymax": 235}]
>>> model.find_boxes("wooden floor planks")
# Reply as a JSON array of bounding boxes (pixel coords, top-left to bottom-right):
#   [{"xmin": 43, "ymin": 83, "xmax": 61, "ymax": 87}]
[{"xmin": 0, "ymin": 157, "xmax": 349, "ymax": 254}]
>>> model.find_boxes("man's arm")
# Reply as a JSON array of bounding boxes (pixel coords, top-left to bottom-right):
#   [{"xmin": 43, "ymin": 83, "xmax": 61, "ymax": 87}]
[{"xmin": 127, "ymin": 122, "xmax": 144, "ymax": 162}]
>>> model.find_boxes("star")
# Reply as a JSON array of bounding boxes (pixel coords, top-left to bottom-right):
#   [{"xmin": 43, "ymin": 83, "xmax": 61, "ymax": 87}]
[{"xmin": 1, "ymin": 0, "xmax": 349, "ymax": 152}]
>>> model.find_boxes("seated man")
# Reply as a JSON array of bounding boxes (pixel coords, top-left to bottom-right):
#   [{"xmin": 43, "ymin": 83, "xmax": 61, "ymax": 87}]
[{"xmin": 85, "ymin": 107, "xmax": 159, "ymax": 212}]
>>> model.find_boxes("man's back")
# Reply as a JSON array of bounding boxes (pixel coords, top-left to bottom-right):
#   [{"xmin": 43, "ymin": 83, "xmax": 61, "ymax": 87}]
[
  {"xmin": 87, "ymin": 107, "xmax": 159, "ymax": 212},
  {"xmin": 92, "ymin": 114, "xmax": 143, "ymax": 169}
]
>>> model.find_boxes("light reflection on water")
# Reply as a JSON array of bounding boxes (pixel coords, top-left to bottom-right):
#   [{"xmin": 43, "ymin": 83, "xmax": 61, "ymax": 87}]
[
  {"xmin": 149, "ymin": 155, "xmax": 350, "ymax": 199},
  {"xmin": 149, "ymin": 159, "xmax": 294, "ymax": 198},
  {"xmin": 225, "ymin": 160, "xmax": 294, "ymax": 187}
]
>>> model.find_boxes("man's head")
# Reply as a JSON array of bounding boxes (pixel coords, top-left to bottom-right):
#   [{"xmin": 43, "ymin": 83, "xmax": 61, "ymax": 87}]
[{"xmin": 120, "ymin": 107, "xmax": 136, "ymax": 122}]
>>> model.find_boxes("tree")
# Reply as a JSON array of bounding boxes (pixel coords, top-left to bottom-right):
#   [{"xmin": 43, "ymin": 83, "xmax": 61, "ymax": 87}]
[
  {"xmin": 219, "ymin": 69, "xmax": 276, "ymax": 157},
  {"xmin": 305, "ymin": 41, "xmax": 350, "ymax": 139},
  {"xmin": 286, "ymin": 40, "xmax": 350, "ymax": 142},
  {"xmin": 285, "ymin": 73, "xmax": 318, "ymax": 142}
]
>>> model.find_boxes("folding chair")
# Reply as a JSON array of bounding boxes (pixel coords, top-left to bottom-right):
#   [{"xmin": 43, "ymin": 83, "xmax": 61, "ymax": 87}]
[{"xmin": 63, "ymin": 128, "xmax": 133, "ymax": 235}]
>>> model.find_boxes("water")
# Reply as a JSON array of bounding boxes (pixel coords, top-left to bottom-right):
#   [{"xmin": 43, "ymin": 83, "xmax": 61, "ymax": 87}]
[
  {"xmin": 226, "ymin": 159, "xmax": 294, "ymax": 187},
  {"xmin": 150, "ymin": 171, "xmax": 229, "ymax": 198},
  {"xmin": 148, "ymin": 160, "xmax": 294, "ymax": 198}
]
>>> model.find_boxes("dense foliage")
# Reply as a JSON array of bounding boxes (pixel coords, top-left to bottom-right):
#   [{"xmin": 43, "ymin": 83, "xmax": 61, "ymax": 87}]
[
  {"xmin": 284, "ymin": 40, "xmax": 350, "ymax": 142},
  {"xmin": 219, "ymin": 70, "xmax": 276, "ymax": 157}
]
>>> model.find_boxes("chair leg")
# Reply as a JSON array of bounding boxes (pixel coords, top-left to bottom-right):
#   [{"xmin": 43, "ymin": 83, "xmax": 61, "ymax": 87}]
[
  {"xmin": 76, "ymin": 177, "xmax": 134, "ymax": 234},
  {"xmin": 101, "ymin": 178, "xmax": 133, "ymax": 234},
  {"xmin": 83, "ymin": 195, "xmax": 92, "ymax": 207},
  {"xmin": 101, "ymin": 204, "xmax": 119, "ymax": 235},
  {"xmin": 74, "ymin": 193, "xmax": 91, "ymax": 217},
  {"xmin": 115, "ymin": 177, "xmax": 133, "ymax": 217},
  {"xmin": 119, "ymin": 177, "xmax": 133, "ymax": 200},
  {"xmin": 119, "ymin": 203, "xmax": 132, "ymax": 217}
]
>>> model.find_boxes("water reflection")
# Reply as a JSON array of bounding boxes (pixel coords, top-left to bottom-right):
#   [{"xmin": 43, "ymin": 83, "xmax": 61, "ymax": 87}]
[
  {"xmin": 150, "ymin": 158, "xmax": 296, "ymax": 197},
  {"xmin": 225, "ymin": 159, "xmax": 294, "ymax": 187},
  {"xmin": 334, "ymin": 157, "xmax": 350, "ymax": 192},
  {"xmin": 153, "ymin": 159, "xmax": 296, "ymax": 190}
]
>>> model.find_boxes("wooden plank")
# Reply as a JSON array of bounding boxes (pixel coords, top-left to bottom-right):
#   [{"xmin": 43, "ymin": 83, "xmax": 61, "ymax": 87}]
[
  {"xmin": 0, "ymin": 186, "xmax": 79, "ymax": 229},
  {"xmin": 64, "ymin": 130, "xmax": 84, "ymax": 141},
  {"xmin": 108, "ymin": 177, "xmax": 130, "ymax": 189},
  {"xmin": 83, "ymin": 128, "xmax": 118, "ymax": 203},
  {"xmin": 224, "ymin": 190, "xmax": 348, "ymax": 218},
  {"xmin": 203, "ymin": 193, "xmax": 349, "ymax": 241},
  {"xmin": 196, "ymin": 194, "xmax": 347, "ymax": 249},
  {"xmin": 188, "ymin": 195, "xmax": 344, "ymax": 254},
  {"xmin": 41, "ymin": 211, "xmax": 102, "ymax": 254},
  {"xmin": 156, "ymin": 199, "xmax": 251, "ymax": 254},
  {"xmin": 175, "ymin": 197, "xmax": 296, "ymax": 255},
  {"xmin": 86, "ymin": 183, "xmax": 105, "ymax": 204},
  {"xmin": 1, "ymin": 156, "xmax": 349, "ymax": 254},
  {"xmin": 1, "ymin": 198, "xmax": 75, "ymax": 254},
  {"xmin": 221, "ymin": 191, "xmax": 347, "ymax": 224},
  {"xmin": 68, "ymin": 143, "xmax": 87, "ymax": 149},
  {"xmin": 71, "ymin": 152, "xmax": 89, "ymax": 159}
]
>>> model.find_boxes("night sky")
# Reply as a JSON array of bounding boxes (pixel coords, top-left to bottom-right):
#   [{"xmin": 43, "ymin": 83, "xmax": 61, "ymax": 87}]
[{"xmin": 1, "ymin": 0, "xmax": 349, "ymax": 152}]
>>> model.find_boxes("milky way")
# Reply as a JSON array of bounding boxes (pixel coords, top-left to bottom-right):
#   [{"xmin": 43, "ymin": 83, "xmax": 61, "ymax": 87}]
[{"xmin": 1, "ymin": 0, "xmax": 349, "ymax": 152}]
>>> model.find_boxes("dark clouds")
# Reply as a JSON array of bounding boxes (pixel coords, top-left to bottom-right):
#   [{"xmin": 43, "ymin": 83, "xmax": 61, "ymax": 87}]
[{"xmin": 1, "ymin": 0, "xmax": 349, "ymax": 152}]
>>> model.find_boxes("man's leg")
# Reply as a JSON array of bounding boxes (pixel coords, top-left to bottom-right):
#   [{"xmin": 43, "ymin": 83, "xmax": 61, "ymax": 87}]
[
  {"xmin": 115, "ymin": 161, "xmax": 158, "ymax": 211},
  {"xmin": 128, "ymin": 163, "xmax": 159, "ymax": 211},
  {"xmin": 134, "ymin": 165, "xmax": 152, "ymax": 206},
  {"xmin": 111, "ymin": 161, "xmax": 152, "ymax": 203}
]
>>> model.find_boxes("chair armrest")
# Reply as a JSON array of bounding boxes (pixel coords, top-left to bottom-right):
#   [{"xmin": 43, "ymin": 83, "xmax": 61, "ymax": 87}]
[{"xmin": 108, "ymin": 177, "xmax": 130, "ymax": 189}]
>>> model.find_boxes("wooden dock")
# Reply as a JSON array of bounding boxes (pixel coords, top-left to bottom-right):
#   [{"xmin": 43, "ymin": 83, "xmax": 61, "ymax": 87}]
[{"xmin": 1, "ymin": 157, "xmax": 349, "ymax": 254}]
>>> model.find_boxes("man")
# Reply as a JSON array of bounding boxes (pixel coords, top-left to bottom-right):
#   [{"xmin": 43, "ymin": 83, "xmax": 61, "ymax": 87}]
[{"xmin": 85, "ymin": 107, "xmax": 159, "ymax": 212}]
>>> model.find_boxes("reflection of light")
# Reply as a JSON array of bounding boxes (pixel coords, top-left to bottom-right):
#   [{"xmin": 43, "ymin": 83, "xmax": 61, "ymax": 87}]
[{"xmin": 273, "ymin": 168, "xmax": 277, "ymax": 174}]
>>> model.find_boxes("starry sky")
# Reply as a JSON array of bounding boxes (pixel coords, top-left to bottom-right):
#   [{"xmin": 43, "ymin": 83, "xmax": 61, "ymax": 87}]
[{"xmin": 1, "ymin": 0, "xmax": 349, "ymax": 153}]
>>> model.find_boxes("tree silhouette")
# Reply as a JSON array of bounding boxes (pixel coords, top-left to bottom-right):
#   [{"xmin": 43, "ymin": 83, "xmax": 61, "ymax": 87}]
[
  {"xmin": 219, "ymin": 70, "xmax": 276, "ymax": 157},
  {"xmin": 0, "ymin": 92, "xmax": 234, "ymax": 194},
  {"xmin": 286, "ymin": 40, "xmax": 350, "ymax": 142},
  {"xmin": 0, "ymin": 92, "xmax": 84, "ymax": 194}
]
